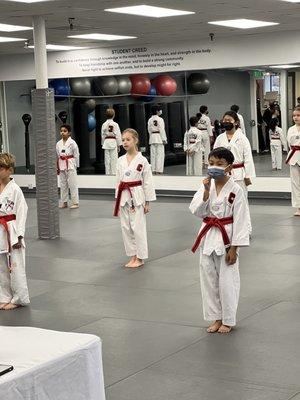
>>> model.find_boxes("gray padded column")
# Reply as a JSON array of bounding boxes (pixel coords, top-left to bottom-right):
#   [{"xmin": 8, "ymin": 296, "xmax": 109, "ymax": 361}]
[{"xmin": 32, "ymin": 88, "xmax": 60, "ymax": 239}]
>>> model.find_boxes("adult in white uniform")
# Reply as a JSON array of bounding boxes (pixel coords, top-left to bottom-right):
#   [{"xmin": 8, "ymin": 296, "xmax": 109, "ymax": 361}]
[
  {"xmin": 190, "ymin": 147, "xmax": 250, "ymax": 333},
  {"xmin": 198, "ymin": 106, "xmax": 213, "ymax": 167},
  {"xmin": 269, "ymin": 118, "xmax": 287, "ymax": 170},
  {"xmin": 56, "ymin": 124, "xmax": 80, "ymax": 209},
  {"xmin": 114, "ymin": 128, "xmax": 156, "ymax": 268},
  {"xmin": 0, "ymin": 153, "xmax": 30, "ymax": 310},
  {"xmin": 231, "ymin": 105, "xmax": 246, "ymax": 136},
  {"xmin": 286, "ymin": 106, "xmax": 300, "ymax": 216},
  {"xmin": 148, "ymin": 105, "xmax": 167, "ymax": 174},
  {"xmin": 184, "ymin": 116, "xmax": 205, "ymax": 176},
  {"xmin": 101, "ymin": 108, "xmax": 122, "ymax": 175}
]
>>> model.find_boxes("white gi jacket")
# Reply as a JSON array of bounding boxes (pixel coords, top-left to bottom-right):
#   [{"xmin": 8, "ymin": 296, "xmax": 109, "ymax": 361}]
[
  {"xmin": 101, "ymin": 119, "xmax": 122, "ymax": 150},
  {"xmin": 214, "ymin": 128, "xmax": 256, "ymax": 181},
  {"xmin": 189, "ymin": 178, "xmax": 250, "ymax": 256},
  {"xmin": 183, "ymin": 127, "xmax": 205, "ymax": 153},
  {"xmin": 56, "ymin": 137, "xmax": 80, "ymax": 171},
  {"xmin": 0, "ymin": 179, "xmax": 27, "ymax": 252},
  {"xmin": 238, "ymin": 113, "xmax": 246, "ymax": 135},
  {"xmin": 198, "ymin": 114, "xmax": 213, "ymax": 137},
  {"xmin": 286, "ymin": 125, "xmax": 300, "ymax": 166},
  {"xmin": 269, "ymin": 127, "xmax": 287, "ymax": 150},
  {"xmin": 148, "ymin": 116, "xmax": 167, "ymax": 145},
  {"xmin": 116, "ymin": 152, "xmax": 156, "ymax": 207}
]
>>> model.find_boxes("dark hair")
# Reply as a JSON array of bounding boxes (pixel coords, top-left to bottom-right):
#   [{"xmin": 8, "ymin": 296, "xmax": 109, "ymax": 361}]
[
  {"xmin": 199, "ymin": 105, "xmax": 208, "ymax": 114},
  {"xmin": 297, "ymin": 96, "xmax": 300, "ymax": 103},
  {"xmin": 60, "ymin": 124, "xmax": 72, "ymax": 133},
  {"xmin": 151, "ymin": 105, "xmax": 161, "ymax": 115},
  {"xmin": 269, "ymin": 118, "xmax": 279, "ymax": 133},
  {"xmin": 209, "ymin": 147, "xmax": 235, "ymax": 165},
  {"xmin": 230, "ymin": 104, "xmax": 239, "ymax": 113},
  {"xmin": 189, "ymin": 116, "xmax": 198, "ymax": 127},
  {"xmin": 196, "ymin": 112, "xmax": 202, "ymax": 120},
  {"xmin": 222, "ymin": 111, "xmax": 240, "ymax": 128},
  {"xmin": 294, "ymin": 106, "xmax": 300, "ymax": 112}
]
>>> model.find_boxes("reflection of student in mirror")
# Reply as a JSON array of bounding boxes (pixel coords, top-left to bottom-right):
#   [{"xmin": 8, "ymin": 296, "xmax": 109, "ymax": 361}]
[
  {"xmin": 269, "ymin": 118, "xmax": 287, "ymax": 171},
  {"xmin": 197, "ymin": 106, "xmax": 213, "ymax": 168},
  {"xmin": 148, "ymin": 105, "xmax": 167, "ymax": 175},
  {"xmin": 184, "ymin": 116, "xmax": 205, "ymax": 176},
  {"xmin": 286, "ymin": 106, "xmax": 300, "ymax": 217},
  {"xmin": 101, "ymin": 108, "xmax": 122, "ymax": 176}
]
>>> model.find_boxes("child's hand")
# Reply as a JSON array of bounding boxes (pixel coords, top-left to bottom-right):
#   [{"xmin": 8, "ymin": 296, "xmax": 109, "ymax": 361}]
[
  {"xmin": 244, "ymin": 177, "xmax": 252, "ymax": 186},
  {"xmin": 226, "ymin": 247, "xmax": 237, "ymax": 265},
  {"xmin": 203, "ymin": 177, "xmax": 211, "ymax": 192},
  {"xmin": 144, "ymin": 203, "xmax": 150, "ymax": 214},
  {"xmin": 12, "ymin": 237, "xmax": 23, "ymax": 250},
  {"xmin": 162, "ymin": 140, "xmax": 167, "ymax": 145}
]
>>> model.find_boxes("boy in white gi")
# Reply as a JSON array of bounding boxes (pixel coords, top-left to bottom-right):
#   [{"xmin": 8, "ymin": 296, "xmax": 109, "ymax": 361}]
[
  {"xmin": 184, "ymin": 116, "xmax": 205, "ymax": 176},
  {"xmin": 190, "ymin": 147, "xmax": 250, "ymax": 333},
  {"xmin": 286, "ymin": 106, "xmax": 300, "ymax": 216},
  {"xmin": 0, "ymin": 153, "xmax": 30, "ymax": 310},
  {"xmin": 114, "ymin": 128, "xmax": 156, "ymax": 268},
  {"xmin": 56, "ymin": 124, "xmax": 80, "ymax": 209},
  {"xmin": 101, "ymin": 108, "xmax": 122, "ymax": 175},
  {"xmin": 269, "ymin": 118, "xmax": 287, "ymax": 170},
  {"xmin": 148, "ymin": 105, "xmax": 167, "ymax": 174},
  {"xmin": 231, "ymin": 105, "xmax": 246, "ymax": 136},
  {"xmin": 197, "ymin": 105, "xmax": 213, "ymax": 168}
]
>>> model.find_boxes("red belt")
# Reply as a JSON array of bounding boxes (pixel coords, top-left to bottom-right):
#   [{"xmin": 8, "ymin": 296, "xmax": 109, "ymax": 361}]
[
  {"xmin": 232, "ymin": 163, "xmax": 245, "ymax": 169},
  {"xmin": 286, "ymin": 145, "xmax": 300, "ymax": 164},
  {"xmin": 199, "ymin": 128, "xmax": 207, "ymax": 131},
  {"xmin": 271, "ymin": 137, "xmax": 281, "ymax": 140},
  {"xmin": 113, "ymin": 180, "xmax": 142, "ymax": 217},
  {"xmin": 105, "ymin": 136, "xmax": 116, "ymax": 140},
  {"xmin": 59, "ymin": 155, "xmax": 74, "ymax": 171},
  {"xmin": 151, "ymin": 131, "xmax": 160, "ymax": 134},
  {"xmin": 0, "ymin": 214, "xmax": 16, "ymax": 271},
  {"xmin": 189, "ymin": 140, "xmax": 196, "ymax": 144},
  {"xmin": 191, "ymin": 216, "xmax": 233, "ymax": 253}
]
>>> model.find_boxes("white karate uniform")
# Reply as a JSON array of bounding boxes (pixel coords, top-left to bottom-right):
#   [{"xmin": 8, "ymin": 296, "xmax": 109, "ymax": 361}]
[
  {"xmin": 56, "ymin": 137, "xmax": 80, "ymax": 205},
  {"xmin": 269, "ymin": 127, "xmax": 287, "ymax": 170},
  {"xmin": 148, "ymin": 115, "xmax": 167, "ymax": 173},
  {"xmin": 238, "ymin": 113, "xmax": 246, "ymax": 136},
  {"xmin": 0, "ymin": 179, "xmax": 30, "ymax": 305},
  {"xmin": 190, "ymin": 178, "xmax": 250, "ymax": 326},
  {"xmin": 286, "ymin": 125, "xmax": 300, "ymax": 208},
  {"xmin": 116, "ymin": 152, "xmax": 156, "ymax": 260},
  {"xmin": 101, "ymin": 119, "xmax": 122, "ymax": 175},
  {"xmin": 198, "ymin": 114, "xmax": 213, "ymax": 165},
  {"xmin": 183, "ymin": 127, "xmax": 205, "ymax": 176}
]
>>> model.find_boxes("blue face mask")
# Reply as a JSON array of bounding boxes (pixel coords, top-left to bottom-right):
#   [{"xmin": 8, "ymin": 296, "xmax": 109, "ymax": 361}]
[{"xmin": 207, "ymin": 166, "xmax": 227, "ymax": 180}]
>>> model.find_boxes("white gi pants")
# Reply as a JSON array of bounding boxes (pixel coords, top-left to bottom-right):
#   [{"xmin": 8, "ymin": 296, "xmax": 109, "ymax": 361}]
[
  {"xmin": 0, "ymin": 248, "xmax": 30, "ymax": 305},
  {"xmin": 236, "ymin": 180, "xmax": 252, "ymax": 235},
  {"xmin": 186, "ymin": 151, "xmax": 203, "ymax": 176},
  {"xmin": 60, "ymin": 169, "xmax": 79, "ymax": 205},
  {"xmin": 150, "ymin": 144, "xmax": 165, "ymax": 173},
  {"xmin": 120, "ymin": 204, "xmax": 148, "ymax": 260},
  {"xmin": 105, "ymin": 148, "xmax": 118, "ymax": 175},
  {"xmin": 271, "ymin": 144, "xmax": 282, "ymax": 169},
  {"xmin": 199, "ymin": 249, "xmax": 240, "ymax": 326},
  {"xmin": 202, "ymin": 133, "xmax": 210, "ymax": 165},
  {"xmin": 290, "ymin": 164, "xmax": 300, "ymax": 208}
]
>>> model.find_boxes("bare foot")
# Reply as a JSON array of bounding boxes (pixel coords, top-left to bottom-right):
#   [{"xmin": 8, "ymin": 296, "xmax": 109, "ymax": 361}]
[
  {"xmin": 3, "ymin": 303, "xmax": 21, "ymax": 311},
  {"xmin": 294, "ymin": 209, "xmax": 300, "ymax": 217},
  {"xmin": 127, "ymin": 258, "xmax": 144, "ymax": 268},
  {"xmin": 218, "ymin": 324, "xmax": 232, "ymax": 334},
  {"xmin": 207, "ymin": 320, "xmax": 222, "ymax": 333},
  {"xmin": 125, "ymin": 256, "xmax": 137, "ymax": 267},
  {"xmin": 0, "ymin": 303, "xmax": 9, "ymax": 310},
  {"xmin": 59, "ymin": 202, "xmax": 68, "ymax": 209},
  {"xmin": 70, "ymin": 204, "xmax": 79, "ymax": 209}
]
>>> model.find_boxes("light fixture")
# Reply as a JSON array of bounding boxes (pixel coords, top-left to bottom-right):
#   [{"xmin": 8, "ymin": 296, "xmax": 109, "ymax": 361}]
[
  {"xmin": 105, "ymin": 5, "xmax": 194, "ymax": 18},
  {"xmin": 0, "ymin": 36, "xmax": 27, "ymax": 42},
  {"xmin": 0, "ymin": 23, "xmax": 33, "ymax": 32},
  {"xmin": 208, "ymin": 18, "xmax": 279, "ymax": 29},
  {"xmin": 280, "ymin": 0, "xmax": 300, "ymax": 2},
  {"xmin": 28, "ymin": 44, "xmax": 86, "ymax": 51},
  {"xmin": 4, "ymin": 0, "xmax": 51, "ymax": 3},
  {"xmin": 269, "ymin": 64, "xmax": 300, "ymax": 69},
  {"xmin": 68, "ymin": 33, "xmax": 136, "ymax": 41}
]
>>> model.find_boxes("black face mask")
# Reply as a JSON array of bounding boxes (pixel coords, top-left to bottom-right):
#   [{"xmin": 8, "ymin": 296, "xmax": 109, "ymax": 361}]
[{"xmin": 222, "ymin": 122, "xmax": 235, "ymax": 131}]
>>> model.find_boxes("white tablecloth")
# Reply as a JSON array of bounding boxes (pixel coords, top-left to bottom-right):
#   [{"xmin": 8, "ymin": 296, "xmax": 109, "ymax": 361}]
[{"xmin": 0, "ymin": 326, "xmax": 106, "ymax": 400}]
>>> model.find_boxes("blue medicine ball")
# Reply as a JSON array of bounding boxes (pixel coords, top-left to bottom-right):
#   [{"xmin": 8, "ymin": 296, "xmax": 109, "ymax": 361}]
[
  {"xmin": 88, "ymin": 114, "xmax": 96, "ymax": 132},
  {"xmin": 49, "ymin": 79, "xmax": 70, "ymax": 100},
  {"xmin": 141, "ymin": 85, "xmax": 157, "ymax": 102}
]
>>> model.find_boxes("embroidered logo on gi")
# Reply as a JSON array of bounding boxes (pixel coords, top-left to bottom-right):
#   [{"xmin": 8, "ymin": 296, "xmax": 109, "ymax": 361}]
[
  {"xmin": 125, "ymin": 171, "xmax": 131, "ymax": 177},
  {"xmin": 228, "ymin": 192, "xmax": 236, "ymax": 204},
  {"xmin": 153, "ymin": 120, "xmax": 158, "ymax": 127},
  {"xmin": 296, "ymin": 135, "xmax": 300, "ymax": 140},
  {"xmin": 136, "ymin": 164, "xmax": 143, "ymax": 172},
  {"xmin": 108, "ymin": 125, "xmax": 114, "ymax": 133},
  {"xmin": 5, "ymin": 200, "xmax": 14, "ymax": 211}
]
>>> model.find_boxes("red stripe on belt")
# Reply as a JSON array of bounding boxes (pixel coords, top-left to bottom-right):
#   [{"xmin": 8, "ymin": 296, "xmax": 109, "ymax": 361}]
[
  {"xmin": 191, "ymin": 216, "xmax": 233, "ymax": 253},
  {"xmin": 59, "ymin": 155, "xmax": 74, "ymax": 171},
  {"xmin": 232, "ymin": 163, "xmax": 245, "ymax": 169},
  {"xmin": 113, "ymin": 180, "xmax": 142, "ymax": 217},
  {"xmin": 286, "ymin": 145, "xmax": 300, "ymax": 164},
  {"xmin": 0, "ymin": 214, "xmax": 17, "ymax": 271}
]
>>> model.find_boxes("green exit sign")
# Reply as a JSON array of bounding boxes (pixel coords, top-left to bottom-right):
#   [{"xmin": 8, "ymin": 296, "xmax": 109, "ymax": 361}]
[{"xmin": 253, "ymin": 70, "xmax": 264, "ymax": 78}]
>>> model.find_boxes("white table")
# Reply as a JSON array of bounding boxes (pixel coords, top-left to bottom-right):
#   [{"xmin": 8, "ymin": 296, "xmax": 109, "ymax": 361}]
[{"xmin": 0, "ymin": 326, "xmax": 106, "ymax": 400}]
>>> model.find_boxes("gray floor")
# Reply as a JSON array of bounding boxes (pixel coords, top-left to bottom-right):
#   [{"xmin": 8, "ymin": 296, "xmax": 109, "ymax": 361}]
[{"xmin": 1, "ymin": 196, "xmax": 300, "ymax": 400}]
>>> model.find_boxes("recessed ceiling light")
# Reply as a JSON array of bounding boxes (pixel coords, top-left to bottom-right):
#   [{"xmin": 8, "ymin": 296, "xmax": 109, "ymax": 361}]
[
  {"xmin": 68, "ymin": 33, "xmax": 136, "ymax": 41},
  {"xmin": 0, "ymin": 23, "xmax": 33, "ymax": 32},
  {"xmin": 208, "ymin": 18, "xmax": 279, "ymax": 29},
  {"xmin": 269, "ymin": 64, "xmax": 300, "ymax": 68},
  {"xmin": 280, "ymin": 0, "xmax": 300, "ymax": 2},
  {"xmin": 28, "ymin": 44, "xmax": 86, "ymax": 51},
  {"xmin": 105, "ymin": 5, "xmax": 195, "ymax": 18},
  {"xmin": 0, "ymin": 36, "xmax": 26, "ymax": 42},
  {"xmin": 4, "ymin": 0, "xmax": 51, "ymax": 3}
]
